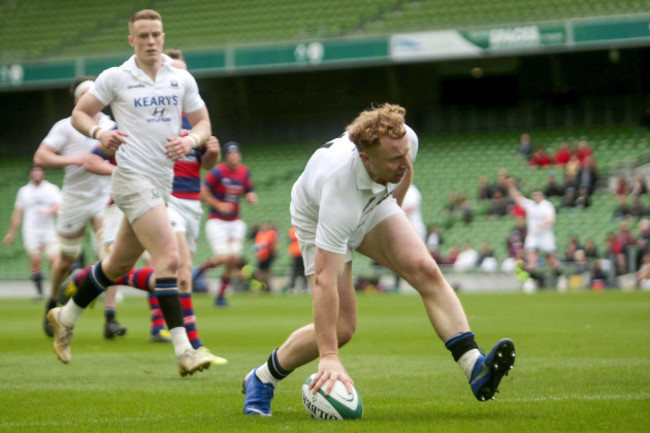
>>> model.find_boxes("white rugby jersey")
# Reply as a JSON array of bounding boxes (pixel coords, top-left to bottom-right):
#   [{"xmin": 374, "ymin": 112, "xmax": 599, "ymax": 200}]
[
  {"xmin": 91, "ymin": 54, "xmax": 205, "ymax": 183},
  {"xmin": 291, "ymin": 127, "xmax": 418, "ymax": 254},
  {"xmin": 520, "ymin": 198, "xmax": 556, "ymax": 237},
  {"xmin": 42, "ymin": 113, "xmax": 114, "ymax": 200},
  {"xmin": 14, "ymin": 180, "xmax": 62, "ymax": 230}
]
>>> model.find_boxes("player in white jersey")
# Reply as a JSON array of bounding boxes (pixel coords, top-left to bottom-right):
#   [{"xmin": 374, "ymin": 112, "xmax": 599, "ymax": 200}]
[
  {"xmin": 47, "ymin": 9, "xmax": 212, "ymax": 376},
  {"xmin": 242, "ymin": 104, "xmax": 515, "ymax": 416},
  {"xmin": 507, "ymin": 178, "xmax": 562, "ymax": 287},
  {"xmin": 33, "ymin": 76, "xmax": 116, "ymax": 337},
  {"xmin": 3, "ymin": 166, "xmax": 61, "ymax": 298}
]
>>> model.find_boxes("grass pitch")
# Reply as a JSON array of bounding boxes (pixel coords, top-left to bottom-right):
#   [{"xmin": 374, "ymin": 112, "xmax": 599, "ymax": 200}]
[{"xmin": 0, "ymin": 289, "xmax": 648, "ymax": 433}]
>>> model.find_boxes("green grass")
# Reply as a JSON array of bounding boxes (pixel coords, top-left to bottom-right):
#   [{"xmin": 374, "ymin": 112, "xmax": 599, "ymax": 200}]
[{"xmin": 0, "ymin": 290, "xmax": 649, "ymax": 432}]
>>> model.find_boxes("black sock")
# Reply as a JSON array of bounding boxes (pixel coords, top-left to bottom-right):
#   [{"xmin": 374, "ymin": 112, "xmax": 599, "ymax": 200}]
[
  {"xmin": 31, "ymin": 270, "xmax": 43, "ymax": 295},
  {"xmin": 155, "ymin": 278, "xmax": 184, "ymax": 329},
  {"xmin": 72, "ymin": 261, "xmax": 113, "ymax": 308},
  {"xmin": 266, "ymin": 348, "xmax": 292, "ymax": 380},
  {"xmin": 46, "ymin": 298, "xmax": 57, "ymax": 310},
  {"xmin": 105, "ymin": 308, "xmax": 116, "ymax": 322},
  {"xmin": 445, "ymin": 332, "xmax": 479, "ymax": 362}
]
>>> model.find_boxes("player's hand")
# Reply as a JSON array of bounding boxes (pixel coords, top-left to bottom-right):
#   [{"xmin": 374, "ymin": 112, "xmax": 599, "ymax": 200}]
[
  {"xmin": 310, "ymin": 355, "xmax": 354, "ymax": 396},
  {"xmin": 3, "ymin": 233, "xmax": 14, "ymax": 245},
  {"xmin": 205, "ymin": 136, "xmax": 221, "ymax": 159},
  {"xmin": 99, "ymin": 129, "xmax": 128, "ymax": 153},
  {"xmin": 216, "ymin": 201, "xmax": 235, "ymax": 214},
  {"xmin": 165, "ymin": 136, "xmax": 192, "ymax": 161}
]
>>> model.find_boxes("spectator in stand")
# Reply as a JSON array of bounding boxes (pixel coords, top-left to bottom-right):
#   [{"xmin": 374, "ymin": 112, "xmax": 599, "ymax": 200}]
[
  {"xmin": 426, "ymin": 224, "xmax": 442, "ymax": 261},
  {"xmin": 575, "ymin": 186, "xmax": 592, "ymax": 209},
  {"xmin": 528, "ymin": 149, "xmax": 553, "ymax": 168},
  {"xmin": 553, "ymin": 141, "xmax": 572, "ymax": 166},
  {"xmin": 442, "ymin": 245, "xmax": 459, "ymax": 266},
  {"xmin": 543, "ymin": 173, "xmax": 564, "ymax": 198},
  {"xmin": 457, "ymin": 194, "xmax": 473, "ymax": 225},
  {"xmin": 516, "ymin": 133, "xmax": 534, "ymax": 160},
  {"xmin": 612, "ymin": 195, "xmax": 632, "ymax": 219},
  {"xmin": 560, "ymin": 187, "xmax": 577, "ymax": 209},
  {"xmin": 583, "ymin": 238, "xmax": 600, "ymax": 262},
  {"xmin": 492, "ymin": 174, "xmax": 509, "ymax": 198},
  {"xmin": 614, "ymin": 174, "xmax": 629, "ymax": 199},
  {"xmin": 610, "ymin": 220, "xmax": 636, "ymax": 275},
  {"xmin": 575, "ymin": 140, "xmax": 592, "ymax": 164},
  {"xmin": 477, "ymin": 175, "xmax": 492, "ymax": 201},
  {"xmin": 563, "ymin": 234, "xmax": 582, "ymax": 263},
  {"xmin": 487, "ymin": 190, "xmax": 510, "ymax": 218},
  {"xmin": 477, "ymin": 241, "xmax": 497, "ymax": 272},
  {"xmin": 577, "ymin": 155, "xmax": 597, "ymax": 195},
  {"xmin": 630, "ymin": 174, "xmax": 648, "ymax": 198},
  {"xmin": 630, "ymin": 196, "xmax": 645, "ymax": 219},
  {"xmin": 564, "ymin": 155, "xmax": 581, "ymax": 185},
  {"xmin": 636, "ymin": 219, "xmax": 650, "ymax": 269},
  {"xmin": 454, "ymin": 243, "xmax": 479, "ymax": 272}
]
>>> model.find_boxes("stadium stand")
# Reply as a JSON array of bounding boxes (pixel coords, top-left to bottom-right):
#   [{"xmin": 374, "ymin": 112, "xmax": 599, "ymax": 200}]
[
  {"xmin": 3, "ymin": 0, "xmax": 650, "ymax": 61},
  {"xmin": 2, "ymin": 126, "xmax": 647, "ymax": 280}
]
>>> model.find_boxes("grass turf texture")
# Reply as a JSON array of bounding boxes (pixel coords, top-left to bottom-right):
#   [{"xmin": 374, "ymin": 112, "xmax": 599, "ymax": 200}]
[{"xmin": 0, "ymin": 290, "xmax": 648, "ymax": 433}]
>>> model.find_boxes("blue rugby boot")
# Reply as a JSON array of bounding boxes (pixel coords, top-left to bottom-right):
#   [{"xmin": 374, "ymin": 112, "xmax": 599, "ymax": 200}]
[
  {"xmin": 242, "ymin": 367, "xmax": 275, "ymax": 416},
  {"xmin": 469, "ymin": 338, "xmax": 515, "ymax": 401}
]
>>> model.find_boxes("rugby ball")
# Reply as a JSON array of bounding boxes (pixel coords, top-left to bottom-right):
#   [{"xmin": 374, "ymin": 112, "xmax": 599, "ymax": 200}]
[{"xmin": 301, "ymin": 373, "xmax": 363, "ymax": 420}]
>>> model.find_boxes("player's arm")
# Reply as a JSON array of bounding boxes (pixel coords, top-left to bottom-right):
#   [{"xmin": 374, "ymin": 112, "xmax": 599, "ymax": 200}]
[
  {"xmin": 3, "ymin": 208, "xmax": 23, "ymax": 245},
  {"xmin": 71, "ymin": 92, "xmax": 127, "ymax": 152},
  {"xmin": 82, "ymin": 152, "xmax": 115, "ymax": 176},
  {"xmin": 392, "ymin": 166, "xmax": 413, "ymax": 207},
  {"xmin": 311, "ymin": 247, "xmax": 353, "ymax": 395},
  {"xmin": 506, "ymin": 177, "xmax": 525, "ymax": 205},
  {"xmin": 200, "ymin": 136, "xmax": 221, "ymax": 169},
  {"xmin": 166, "ymin": 106, "xmax": 211, "ymax": 160},
  {"xmin": 33, "ymin": 143, "xmax": 83, "ymax": 168},
  {"xmin": 200, "ymin": 184, "xmax": 234, "ymax": 214}
]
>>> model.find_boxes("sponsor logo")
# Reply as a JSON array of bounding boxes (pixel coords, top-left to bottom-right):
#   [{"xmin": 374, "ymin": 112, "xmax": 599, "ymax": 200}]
[
  {"xmin": 170, "ymin": 80, "xmax": 179, "ymax": 88},
  {"xmin": 133, "ymin": 95, "xmax": 179, "ymax": 108},
  {"xmin": 149, "ymin": 106, "xmax": 167, "ymax": 117},
  {"xmin": 302, "ymin": 394, "xmax": 339, "ymax": 420},
  {"xmin": 127, "ymin": 83, "xmax": 146, "ymax": 89}
]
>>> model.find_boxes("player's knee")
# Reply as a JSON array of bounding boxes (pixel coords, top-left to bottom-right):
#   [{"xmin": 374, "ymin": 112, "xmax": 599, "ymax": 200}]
[
  {"xmin": 337, "ymin": 320, "xmax": 356, "ymax": 347},
  {"xmin": 406, "ymin": 256, "xmax": 444, "ymax": 287}
]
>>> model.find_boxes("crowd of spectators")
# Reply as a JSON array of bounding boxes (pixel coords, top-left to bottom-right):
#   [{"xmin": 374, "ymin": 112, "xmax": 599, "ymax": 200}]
[{"xmin": 419, "ymin": 131, "xmax": 650, "ymax": 290}]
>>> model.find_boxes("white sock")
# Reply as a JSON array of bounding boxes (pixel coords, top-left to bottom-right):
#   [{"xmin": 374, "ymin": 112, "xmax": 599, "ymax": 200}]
[
  {"xmin": 458, "ymin": 348, "xmax": 481, "ymax": 380},
  {"xmin": 255, "ymin": 362, "xmax": 280, "ymax": 386},
  {"xmin": 170, "ymin": 327, "xmax": 193, "ymax": 357},
  {"xmin": 59, "ymin": 299, "xmax": 85, "ymax": 327}
]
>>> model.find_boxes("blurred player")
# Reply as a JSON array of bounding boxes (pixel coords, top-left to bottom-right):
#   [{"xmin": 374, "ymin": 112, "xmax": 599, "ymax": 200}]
[
  {"xmin": 193, "ymin": 141, "xmax": 257, "ymax": 306},
  {"xmin": 3, "ymin": 166, "xmax": 61, "ymax": 298},
  {"xmin": 507, "ymin": 179, "xmax": 562, "ymax": 288},
  {"xmin": 47, "ymin": 9, "xmax": 212, "ymax": 375},
  {"xmin": 33, "ymin": 76, "xmax": 115, "ymax": 337},
  {"xmin": 242, "ymin": 103, "xmax": 515, "ymax": 416}
]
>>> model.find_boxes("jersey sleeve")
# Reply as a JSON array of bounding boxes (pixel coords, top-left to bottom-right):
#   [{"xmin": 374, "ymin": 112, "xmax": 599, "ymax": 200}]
[
  {"xmin": 90, "ymin": 68, "xmax": 118, "ymax": 106},
  {"xmin": 180, "ymin": 70, "xmax": 205, "ymax": 115},
  {"xmin": 41, "ymin": 119, "xmax": 71, "ymax": 152},
  {"xmin": 14, "ymin": 187, "xmax": 26, "ymax": 210}
]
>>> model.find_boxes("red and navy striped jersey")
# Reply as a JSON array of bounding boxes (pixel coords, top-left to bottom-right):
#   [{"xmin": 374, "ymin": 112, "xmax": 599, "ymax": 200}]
[
  {"xmin": 204, "ymin": 162, "xmax": 254, "ymax": 221},
  {"xmin": 172, "ymin": 145, "xmax": 207, "ymax": 200}
]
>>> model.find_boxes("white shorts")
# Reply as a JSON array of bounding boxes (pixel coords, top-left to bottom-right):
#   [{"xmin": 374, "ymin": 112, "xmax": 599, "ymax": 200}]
[
  {"xmin": 22, "ymin": 225, "xmax": 59, "ymax": 257},
  {"xmin": 111, "ymin": 167, "xmax": 171, "ymax": 224},
  {"xmin": 56, "ymin": 192, "xmax": 106, "ymax": 236},
  {"xmin": 167, "ymin": 196, "xmax": 202, "ymax": 253},
  {"xmin": 524, "ymin": 232, "xmax": 557, "ymax": 255},
  {"xmin": 102, "ymin": 203, "xmax": 123, "ymax": 246},
  {"xmin": 205, "ymin": 218, "xmax": 246, "ymax": 257},
  {"xmin": 295, "ymin": 195, "xmax": 404, "ymax": 276}
]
